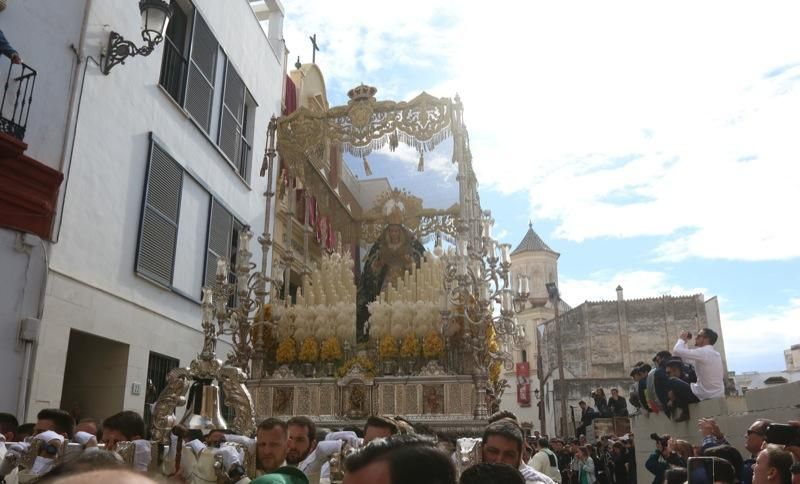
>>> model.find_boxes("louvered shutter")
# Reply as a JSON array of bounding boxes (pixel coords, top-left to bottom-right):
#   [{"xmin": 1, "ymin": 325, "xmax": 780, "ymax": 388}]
[
  {"xmin": 136, "ymin": 143, "xmax": 183, "ymax": 287},
  {"xmin": 184, "ymin": 14, "xmax": 217, "ymax": 132},
  {"xmin": 219, "ymin": 63, "xmax": 246, "ymax": 174},
  {"xmin": 204, "ymin": 200, "xmax": 233, "ymax": 289}
]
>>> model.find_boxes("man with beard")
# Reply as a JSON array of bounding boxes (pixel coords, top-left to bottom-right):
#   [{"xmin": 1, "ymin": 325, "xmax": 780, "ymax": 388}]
[{"xmin": 287, "ymin": 417, "xmax": 317, "ymax": 466}]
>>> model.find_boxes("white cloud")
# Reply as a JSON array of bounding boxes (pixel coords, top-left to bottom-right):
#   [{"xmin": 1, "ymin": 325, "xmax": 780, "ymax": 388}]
[
  {"xmin": 281, "ymin": 0, "xmax": 800, "ymax": 261},
  {"xmin": 559, "ymin": 270, "xmax": 706, "ymax": 305},
  {"xmin": 722, "ymin": 298, "xmax": 800, "ymax": 372}
]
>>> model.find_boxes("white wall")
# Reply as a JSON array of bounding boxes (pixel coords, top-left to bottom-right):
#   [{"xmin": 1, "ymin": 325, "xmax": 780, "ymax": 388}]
[
  {"xmin": 14, "ymin": 0, "xmax": 284, "ymax": 421},
  {"xmin": 0, "ymin": 231, "xmax": 47, "ymax": 416}
]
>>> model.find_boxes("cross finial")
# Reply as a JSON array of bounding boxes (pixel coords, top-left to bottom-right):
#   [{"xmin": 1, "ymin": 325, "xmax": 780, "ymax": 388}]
[
  {"xmin": 529, "ymin": 220, "xmax": 533, "ymax": 229},
  {"xmin": 309, "ymin": 34, "xmax": 320, "ymax": 63}
]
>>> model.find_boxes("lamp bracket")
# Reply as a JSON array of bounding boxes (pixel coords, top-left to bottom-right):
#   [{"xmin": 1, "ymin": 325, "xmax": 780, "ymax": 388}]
[{"xmin": 102, "ymin": 31, "xmax": 156, "ymax": 75}]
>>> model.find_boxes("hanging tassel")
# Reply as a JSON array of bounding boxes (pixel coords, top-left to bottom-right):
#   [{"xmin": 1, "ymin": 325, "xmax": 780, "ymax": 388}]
[
  {"xmin": 417, "ymin": 151, "xmax": 424, "ymax": 172},
  {"xmin": 363, "ymin": 156, "xmax": 373, "ymax": 176}
]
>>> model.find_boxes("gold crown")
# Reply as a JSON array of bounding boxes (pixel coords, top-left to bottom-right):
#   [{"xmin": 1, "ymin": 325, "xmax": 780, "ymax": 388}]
[
  {"xmin": 347, "ymin": 84, "xmax": 378, "ymax": 102},
  {"xmin": 387, "ymin": 206, "xmax": 404, "ymax": 225}
]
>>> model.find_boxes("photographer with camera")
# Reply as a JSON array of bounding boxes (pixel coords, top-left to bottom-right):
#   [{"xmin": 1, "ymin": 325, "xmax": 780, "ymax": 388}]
[
  {"xmin": 644, "ymin": 434, "xmax": 685, "ymax": 484},
  {"xmin": 669, "ymin": 329, "xmax": 724, "ymax": 421}
]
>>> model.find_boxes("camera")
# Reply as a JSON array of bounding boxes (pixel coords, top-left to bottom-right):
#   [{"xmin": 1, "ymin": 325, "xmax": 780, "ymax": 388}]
[
  {"xmin": 686, "ymin": 332, "xmax": 692, "ymax": 339},
  {"xmin": 765, "ymin": 423, "xmax": 800, "ymax": 446}
]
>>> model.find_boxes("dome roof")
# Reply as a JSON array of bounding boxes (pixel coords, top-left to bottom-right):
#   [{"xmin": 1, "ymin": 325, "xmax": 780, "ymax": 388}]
[{"xmin": 512, "ymin": 222, "xmax": 559, "ymax": 257}]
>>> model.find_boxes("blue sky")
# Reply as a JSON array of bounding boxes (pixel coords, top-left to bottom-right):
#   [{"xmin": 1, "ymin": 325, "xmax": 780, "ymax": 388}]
[{"xmin": 280, "ymin": 0, "xmax": 800, "ymax": 373}]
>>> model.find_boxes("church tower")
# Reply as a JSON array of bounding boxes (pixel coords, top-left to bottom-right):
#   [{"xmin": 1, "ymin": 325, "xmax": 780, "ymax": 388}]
[{"xmin": 500, "ymin": 222, "xmax": 560, "ymax": 432}]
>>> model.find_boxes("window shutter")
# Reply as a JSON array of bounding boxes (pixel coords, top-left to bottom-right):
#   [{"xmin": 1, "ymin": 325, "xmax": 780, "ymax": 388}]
[
  {"xmin": 136, "ymin": 143, "xmax": 183, "ymax": 286},
  {"xmin": 219, "ymin": 63, "xmax": 246, "ymax": 174},
  {"xmin": 185, "ymin": 14, "xmax": 217, "ymax": 132},
  {"xmin": 204, "ymin": 199, "xmax": 233, "ymax": 288}
]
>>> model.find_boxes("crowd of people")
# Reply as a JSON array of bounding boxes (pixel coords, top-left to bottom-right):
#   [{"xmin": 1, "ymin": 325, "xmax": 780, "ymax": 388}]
[
  {"xmin": 0, "ymin": 407, "xmax": 589, "ymax": 484},
  {"xmin": 0, "ymin": 326, "xmax": 796, "ymax": 483},
  {"xmin": 627, "ymin": 328, "xmax": 724, "ymax": 422},
  {"xmin": 642, "ymin": 418, "xmax": 800, "ymax": 484}
]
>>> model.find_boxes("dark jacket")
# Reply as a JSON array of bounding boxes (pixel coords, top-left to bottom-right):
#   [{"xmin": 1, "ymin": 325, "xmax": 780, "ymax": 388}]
[
  {"xmin": 645, "ymin": 450, "xmax": 684, "ymax": 484},
  {"xmin": 0, "ymin": 30, "xmax": 18, "ymax": 59},
  {"xmin": 609, "ymin": 395, "xmax": 629, "ymax": 416}
]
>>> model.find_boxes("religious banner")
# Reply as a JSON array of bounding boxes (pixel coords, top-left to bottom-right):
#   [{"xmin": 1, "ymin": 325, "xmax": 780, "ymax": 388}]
[{"xmin": 516, "ymin": 362, "xmax": 531, "ymax": 407}]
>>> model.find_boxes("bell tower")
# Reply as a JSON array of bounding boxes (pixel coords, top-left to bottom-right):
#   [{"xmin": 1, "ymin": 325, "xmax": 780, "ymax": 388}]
[{"xmin": 499, "ymin": 221, "xmax": 560, "ymax": 430}]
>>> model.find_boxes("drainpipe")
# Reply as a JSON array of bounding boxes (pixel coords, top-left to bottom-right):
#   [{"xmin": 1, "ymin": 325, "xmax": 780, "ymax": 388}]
[
  {"xmin": 17, "ymin": 318, "xmax": 40, "ymax": 420},
  {"xmin": 52, "ymin": 0, "xmax": 93, "ymax": 242}
]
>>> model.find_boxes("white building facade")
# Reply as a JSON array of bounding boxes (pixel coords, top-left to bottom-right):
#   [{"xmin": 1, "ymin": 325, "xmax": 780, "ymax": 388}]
[{"xmin": 0, "ymin": 0, "xmax": 286, "ymax": 423}]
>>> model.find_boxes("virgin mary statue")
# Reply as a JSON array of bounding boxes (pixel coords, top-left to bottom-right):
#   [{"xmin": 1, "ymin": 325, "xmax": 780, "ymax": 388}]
[{"xmin": 356, "ymin": 209, "xmax": 426, "ymax": 342}]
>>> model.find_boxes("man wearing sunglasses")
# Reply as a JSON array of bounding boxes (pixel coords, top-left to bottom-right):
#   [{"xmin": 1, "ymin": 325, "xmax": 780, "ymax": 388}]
[{"xmin": 742, "ymin": 419, "xmax": 773, "ymax": 484}]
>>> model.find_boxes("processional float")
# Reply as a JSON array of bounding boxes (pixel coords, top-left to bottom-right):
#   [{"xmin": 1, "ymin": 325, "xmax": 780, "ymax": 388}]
[{"xmin": 148, "ymin": 83, "xmax": 530, "ymax": 442}]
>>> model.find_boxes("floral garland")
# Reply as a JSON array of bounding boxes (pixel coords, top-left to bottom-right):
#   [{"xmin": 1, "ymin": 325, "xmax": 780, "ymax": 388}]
[
  {"xmin": 400, "ymin": 334, "xmax": 420, "ymax": 358},
  {"xmin": 276, "ymin": 337, "xmax": 297, "ymax": 364},
  {"xmin": 299, "ymin": 336, "xmax": 319, "ymax": 363},
  {"xmin": 423, "ymin": 330, "xmax": 444, "ymax": 359},
  {"xmin": 337, "ymin": 356, "xmax": 376, "ymax": 378},
  {"xmin": 379, "ymin": 335, "xmax": 398, "ymax": 360},
  {"xmin": 320, "ymin": 336, "xmax": 342, "ymax": 362}
]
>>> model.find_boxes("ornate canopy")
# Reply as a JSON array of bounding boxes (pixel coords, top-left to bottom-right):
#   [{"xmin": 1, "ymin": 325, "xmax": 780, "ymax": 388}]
[{"xmin": 276, "ymin": 84, "xmax": 468, "ymax": 182}]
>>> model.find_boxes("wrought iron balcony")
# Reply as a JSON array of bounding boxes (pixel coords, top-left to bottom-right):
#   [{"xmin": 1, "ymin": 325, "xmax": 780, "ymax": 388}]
[{"xmin": 0, "ymin": 61, "xmax": 36, "ymax": 141}]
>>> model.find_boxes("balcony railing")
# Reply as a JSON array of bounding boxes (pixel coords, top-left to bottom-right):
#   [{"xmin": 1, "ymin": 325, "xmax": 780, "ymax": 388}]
[{"xmin": 0, "ymin": 61, "xmax": 36, "ymax": 141}]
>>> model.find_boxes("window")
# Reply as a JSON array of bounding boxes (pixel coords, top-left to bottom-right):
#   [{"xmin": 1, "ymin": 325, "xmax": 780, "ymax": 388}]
[
  {"xmin": 158, "ymin": 2, "xmax": 256, "ymax": 180},
  {"xmin": 159, "ymin": 0, "xmax": 193, "ymax": 104},
  {"xmin": 144, "ymin": 351, "xmax": 180, "ymax": 430},
  {"xmin": 135, "ymin": 141, "xmax": 183, "ymax": 287},
  {"xmin": 138, "ymin": 137, "xmax": 248, "ymax": 301},
  {"xmin": 218, "ymin": 61, "xmax": 255, "ymax": 181},
  {"xmin": 204, "ymin": 199, "xmax": 244, "ymax": 304}
]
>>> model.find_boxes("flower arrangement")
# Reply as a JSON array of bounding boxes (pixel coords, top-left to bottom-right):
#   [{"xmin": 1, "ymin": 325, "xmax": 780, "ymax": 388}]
[
  {"xmin": 337, "ymin": 356, "xmax": 376, "ymax": 378},
  {"xmin": 423, "ymin": 330, "xmax": 444, "ymax": 359},
  {"xmin": 378, "ymin": 335, "xmax": 398, "ymax": 360},
  {"xmin": 400, "ymin": 334, "xmax": 420, "ymax": 359},
  {"xmin": 320, "ymin": 336, "xmax": 342, "ymax": 362},
  {"xmin": 299, "ymin": 336, "xmax": 319, "ymax": 363},
  {"xmin": 276, "ymin": 337, "xmax": 297, "ymax": 364}
]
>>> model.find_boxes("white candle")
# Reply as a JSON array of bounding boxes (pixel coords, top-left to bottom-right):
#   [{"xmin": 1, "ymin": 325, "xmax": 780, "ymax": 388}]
[
  {"xmin": 502, "ymin": 289, "xmax": 513, "ymax": 311},
  {"xmin": 500, "ymin": 244, "xmax": 511, "ymax": 264},
  {"xmin": 480, "ymin": 283, "xmax": 490, "ymax": 302},
  {"xmin": 483, "ymin": 218, "xmax": 493, "ymax": 238},
  {"xmin": 457, "ymin": 238, "xmax": 468, "ymax": 257},
  {"xmin": 487, "ymin": 239, "xmax": 497, "ymax": 259},
  {"xmin": 216, "ymin": 257, "xmax": 228, "ymax": 277}
]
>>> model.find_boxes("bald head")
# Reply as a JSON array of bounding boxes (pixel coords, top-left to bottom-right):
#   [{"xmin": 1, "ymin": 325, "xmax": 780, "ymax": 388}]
[{"xmin": 50, "ymin": 470, "xmax": 157, "ymax": 484}]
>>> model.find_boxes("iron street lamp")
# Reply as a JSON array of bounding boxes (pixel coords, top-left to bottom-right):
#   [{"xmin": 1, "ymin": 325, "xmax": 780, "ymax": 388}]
[{"xmin": 103, "ymin": 0, "xmax": 173, "ymax": 75}]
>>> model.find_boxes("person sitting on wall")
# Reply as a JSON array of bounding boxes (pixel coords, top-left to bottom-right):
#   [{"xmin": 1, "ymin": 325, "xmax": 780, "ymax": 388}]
[
  {"xmin": 608, "ymin": 388, "xmax": 628, "ymax": 417},
  {"xmin": 669, "ymin": 328, "xmax": 724, "ymax": 422},
  {"xmin": 575, "ymin": 401, "xmax": 599, "ymax": 438},
  {"xmin": 591, "ymin": 388, "xmax": 611, "ymax": 418}
]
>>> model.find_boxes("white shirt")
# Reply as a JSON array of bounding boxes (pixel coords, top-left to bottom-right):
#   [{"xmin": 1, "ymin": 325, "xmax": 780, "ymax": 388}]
[
  {"xmin": 672, "ymin": 339, "xmax": 724, "ymax": 400},
  {"xmin": 530, "ymin": 449, "xmax": 562, "ymax": 483},
  {"xmin": 519, "ymin": 463, "xmax": 556, "ymax": 483}
]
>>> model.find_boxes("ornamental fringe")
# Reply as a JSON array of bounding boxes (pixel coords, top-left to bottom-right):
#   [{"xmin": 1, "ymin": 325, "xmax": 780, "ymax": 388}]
[{"xmin": 342, "ymin": 125, "xmax": 452, "ymax": 159}]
